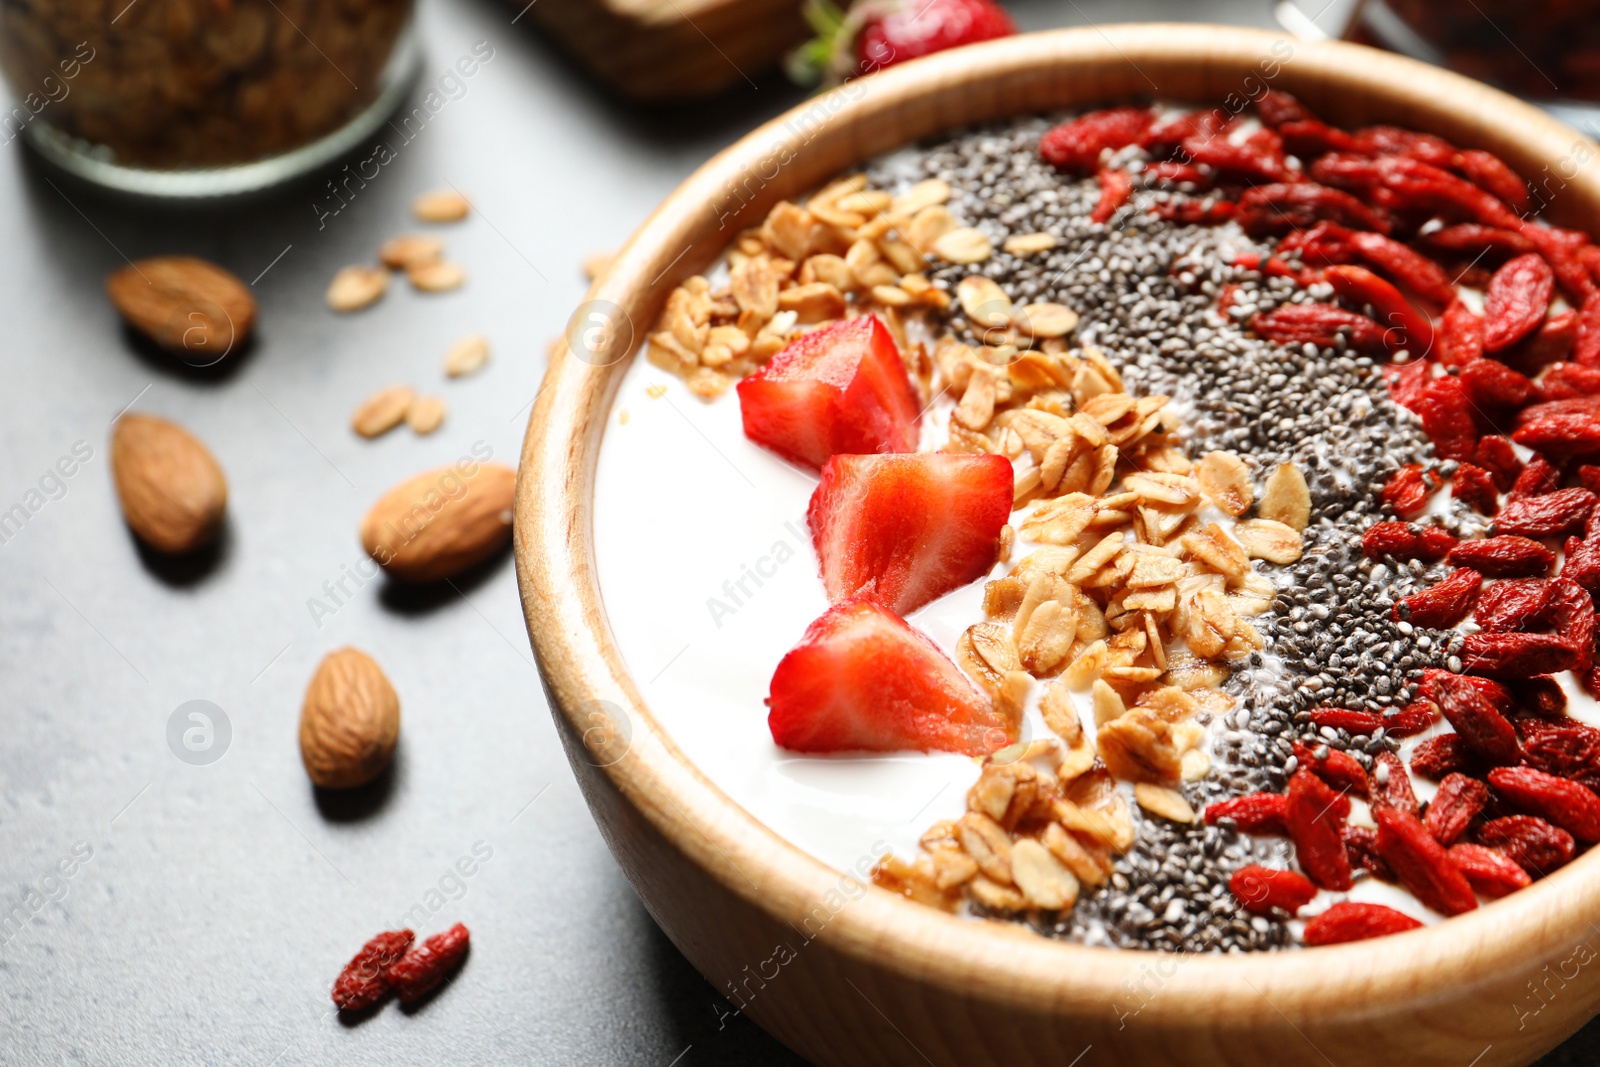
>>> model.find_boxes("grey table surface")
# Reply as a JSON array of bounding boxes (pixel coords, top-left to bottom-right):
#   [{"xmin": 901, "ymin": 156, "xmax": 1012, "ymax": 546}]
[{"xmin": 1, "ymin": 0, "xmax": 1597, "ymax": 1063}]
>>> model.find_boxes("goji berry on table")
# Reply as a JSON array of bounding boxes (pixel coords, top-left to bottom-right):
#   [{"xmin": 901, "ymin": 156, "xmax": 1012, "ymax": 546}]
[
  {"xmin": 1461, "ymin": 631, "xmax": 1583, "ymax": 678},
  {"xmin": 1363, "ymin": 521, "xmax": 1456, "ymax": 561},
  {"xmin": 1448, "ymin": 537, "xmax": 1553, "ymax": 578},
  {"xmin": 1285, "ymin": 770, "xmax": 1353, "ymax": 891},
  {"xmin": 1382, "ymin": 465, "xmax": 1433, "ymax": 518},
  {"xmin": 1473, "ymin": 578, "xmax": 1553, "ymax": 632},
  {"xmin": 385, "ymin": 923, "xmax": 470, "ymax": 1003},
  {"xmin": 1488, "ymin": 766, "xmax": 1600, "ymax": 842},
  {"xmin": 331, "ymin": 929, "xmax": 414, "ymax": 1012},
  {"xmin": 1249, "ymin": 302, "xmax": 1388, "ymax": 353},
  {"xmin": 1424, "ymin": 773, "xmax": 1490, "ymax": 845},
  {"xmin": 1303, "ymin": 901, "xmax": 1423, "ymax": 946},
  {"xmin": 1475, "ymin": 435, "xmax": 1523, "ymax": 491},
  {"xmin": 1484, "ymin": 254, "xmax": 1555, "ymax": 353},
  {"xmin": 1038, "ymin": 107, "xmax": 1153, "ymax": 173},
  {"xmin": 1294, "ymin": 741, "xmax": 1369, "ymax": 798},
  {"xmin": 1416, "ymin": 376, "xmax": 1477, "ymax": 462},
  {"xmin": 1476, "ymin": 814, "xmax": 1576, "ymax": 876},
  {"xmin": 1394, "ymin": 567, "xmax": 1482, "ymax": 629},
  {"xmin": 1090, "ymin": 168, "xmax": 1132, "ymax": 224},
  {"xmin": 1373, "ymin": 805, "xmax": 1478, "ymax": 916},
  {"xmin": 1452, "ymin": 462, "xmax": 1499, "ymax": 516},
  {"xmin": 1448, "ymin": 842, "xmax": 1533, "ymax": 897},
  {"xmin": 1496, "ymin": 487, "xmax": 1598, "ymax": 537},
  {"xmin": 1229, "ymin": 864, "xmax": 1317, "ymax": 916},
  {"xmin": 1203, "ymin": 792, "xmax": 1288, "ymax": 834},
  {"xmin": 1431, "ymin": 670, "xmax": 1522, "ymax": 764},
  {"xmin": 1412, "ymin": 734, "xmax": 1477, "ymax": 781}
]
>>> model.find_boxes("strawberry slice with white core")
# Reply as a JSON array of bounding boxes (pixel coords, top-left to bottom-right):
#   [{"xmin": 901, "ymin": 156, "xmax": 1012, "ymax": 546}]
[
  {"xmin": 808, "ymin": 452, "xmax": 1014, "ymax": 615},
  {"xmin": 767, "ymin": 598, "xmax": 1015, "ymax": 756},
  {"xmin": 736, "ymin": 315, "xmax": 921, "ymax": 471}
]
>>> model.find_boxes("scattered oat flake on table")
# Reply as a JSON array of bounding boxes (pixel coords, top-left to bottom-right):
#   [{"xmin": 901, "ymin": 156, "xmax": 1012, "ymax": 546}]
[
  {"xmin": 327, "ymin": 265, "xmax": 388, "ymax": 312},
  {"xmin": 378, "ymin": 234, "xmax": 443, "ymax": 271},
  {"xmin": 352, "ymin": 385, "xmax": 415, "ymax": 438},
  {"xmin": 412, "ymin": 189, "xmax": 470, "ymax": 222},
  {"xmin": 582, "ymin": 251, "xmax": 614, "ymax": 281},
  {"xmin": 444, "ymin": 334, "xmax": 490, "ymax": 377},
  {"xmin": 408, "ymin": 261, "xmax": 465, "ymax": 292},
  {"xmin": 406, "ymin": 396, "xmax": 447, "ymax": 434}
]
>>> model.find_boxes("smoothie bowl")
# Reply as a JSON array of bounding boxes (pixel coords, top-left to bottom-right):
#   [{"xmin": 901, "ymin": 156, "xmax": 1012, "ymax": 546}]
[{"xmin": 516, "ymin": 25, "xmax": 1600, "ymax": 1067}]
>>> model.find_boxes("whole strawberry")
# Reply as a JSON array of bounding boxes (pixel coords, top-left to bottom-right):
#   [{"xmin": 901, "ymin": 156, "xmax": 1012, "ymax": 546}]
[{"xmin": 788, "ymin": 0, "xmax": 1016, "ymax": 86}]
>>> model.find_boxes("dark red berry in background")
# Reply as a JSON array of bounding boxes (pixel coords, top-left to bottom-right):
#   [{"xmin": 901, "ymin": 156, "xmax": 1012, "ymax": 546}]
[
  {"xmin": 332, "ymin": 929, "xmax": 414, "ymax": 1012},
  {"xmin": 387, "ymin": 923, "xmax": 471, "ymax": 1003}
]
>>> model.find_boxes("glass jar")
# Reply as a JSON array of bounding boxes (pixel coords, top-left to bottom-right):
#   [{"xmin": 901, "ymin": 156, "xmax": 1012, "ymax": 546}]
[{"xmin": 0, "ymin": 0, "xmax": 418, "ymax": 196}]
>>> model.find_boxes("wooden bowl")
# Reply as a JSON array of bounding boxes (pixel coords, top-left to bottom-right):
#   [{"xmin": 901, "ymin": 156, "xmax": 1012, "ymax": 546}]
[{"xmin": 516, "ymin": 25, "xmax": 1600, "ymax": 1067}]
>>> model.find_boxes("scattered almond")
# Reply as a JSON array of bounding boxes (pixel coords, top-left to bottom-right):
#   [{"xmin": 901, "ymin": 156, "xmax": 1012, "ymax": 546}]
[
  {"xmin": 378, "ymin": 235, "xmax": 443, "ymax": 271},
  {"xmin": 407, "ymin": 261, "xmax": 465, "ymax": 292},
  {"xmin": 110, "ymin": 413, "xmax": 228, "ymax": 555},
  {"xmin": 327, "ymin": 265, "xmax": 388, "ymax": 312},
  {"xmin": 444, "ymin": 334, "xmax": 491, "ymax": 377},
  {"xmin": 412, "ymin": 189, "xmax": 470, "ymax": 223},
  {"xmin": 406, "ymin": 396, "xmax": 446, "ymax": 434},
  {"xmin": 351, "ymin": 385, "xmax": 416, "ymax": 438},
  {"xmin": 298, "ymin": 648, "xmax": 400, "ymax": 789},
  {"xmin": 360, "ymin": 461, "xmax": 517, "ymax": 582},
  {"xmin": 105, "ymin": 256, "xmax": 256, "ymax": 360}
]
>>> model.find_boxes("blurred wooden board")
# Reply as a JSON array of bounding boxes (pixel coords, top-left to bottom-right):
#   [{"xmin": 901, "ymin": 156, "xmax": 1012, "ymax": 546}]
[{"xmin": 518, "ymin": 0, "xmax": 808, "ymax": 102}]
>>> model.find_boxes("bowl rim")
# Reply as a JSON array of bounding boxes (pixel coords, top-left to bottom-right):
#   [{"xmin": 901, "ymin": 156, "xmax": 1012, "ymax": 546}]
[{"xmin": 516, "ymin": 22, "xmax": 1600, "ymax": 1025}]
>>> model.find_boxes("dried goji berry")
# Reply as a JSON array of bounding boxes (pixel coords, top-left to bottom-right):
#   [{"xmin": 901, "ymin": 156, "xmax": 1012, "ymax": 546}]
[
  {"xmin": 1395, "ymin": 567, "xmax": 1482, "ymax": 629},
  {"xmin": 1141, "ymin": 107, "xmax": 1223, "ymax": 156},
  {"xmin": 1484, "ymin": 254, "xmax": 1556, "ymax": 353},
  {"xmin": 1347, "ymin": 230, "xmax": 1457, "ymax": 306},
  {"xmin": 1540, "ymin": 361, "xmax": 1600, "ymax": 401},
  {"xmin": 1310, "ymin": 707, "xmax": 1384, "ymax": 735},
  {"xmin": 1237, "ymin": 183, "xmax": 1387, "ymax": 238},
  {"xmin": 1203, "ymin": 792, "xmax": 1288, "ymax": 835},
  {"xmin": 1509, "ymin": 676, "xmax": 1568, "ymax": 718},
  {"xmin": 1417, "ymin": 376, "xmax": 1478, "ymax": 462},
  {"xmin": 332, "ymin": 929, "xmax": 414, "ymax": 1012},
  {"xmin": 1540, "ymin": 577, "xmax": 1595, "ymax": 669},
  {"xmin": 1581, "ymin": 466, "xmax": 1600, "ymax": 495},
  {"xmin": 1250, "ymin": 302, "xmax": 1389, "ymax": 353},
  {"xmin": 1090, "ymin": 168, "xmax": 1132, "ymax": 224},
  {"xmin": 1473, "ymin": 578, "xmax": 1553, "ymax": 632},
  {"xmin": 1353, "ymin": 125, "xmax": 1457, "ymax": 166},
  {"xmin": 1294, "ymin": 741, "xmax": 1369, "ymax": 798},
  {"xmin": 1513, "ymin": 411, "xmax": 1600, "ymax": 459},
  {"xmin": 1303, "ymin": 901, "xmax": 1424, "ymax": 946},
  {"xmin": 1039, "ymin": 107, "xmax": 1153, "ymax": 173},
  {"xmin": 1370, "ymin": 751, "xmax": 1420, "ymax": 818},
  {"xmin": 1229, "ymin": 864, "xmax": 1318, "ymax": 916},
  {"xmin": 1515, "ymin": 311, "xmax": 1579, "ymax": 373},
  {"xmin": 1447, "ymin": 841, "xmax": 1533, "ymax": 897},
  {"xmin": 1255, "ymin": 89, "xmax": 1315, "ymax": 128},
  {"xmin": 1488, "ymin": 766, "xmax": 1600, "ymax": 842},
  {"xmin": 1519, "ymin": 721, "xmax": 1600, "ymax": 780},
  {"xmin": 1422, "ymin": 223, "xmax": 1535, "ymax": 259},
  {"xmin": 1142, "ymin": 160, "xmax": 1210, "ymax": 187},
  {"xmin": 1477, "ymin": 814, "xmax": 1576, "ymax": 876},
  {"xmin": 1362, "ymin": 520, "xmax": 1456, "ymax": 561},
  {"xmin": 1182, "ymin": 126, "xmax": 1286, "ymax": 183},
  {"xmin": 1419, "ymin": 668, "xmax": 1513, "ymax": 713},
  {"xmin": 1384, "ymin": 701, "xmax": 1440, "ymax": 737},
  {"xmin": 1461, "ymin": 631, "xmax": 1583, "ymax": 679},
  {"xmin": 1154, "ymin": 197, "xmax": 1238, "ymax": 225},
  {"xmin": 1432, "ymin": 670, "xmax": 1522, "ymax": 764},
  {"xmin": 1563, "ymin": 535, "xmax": 1600, "ymax": 595},
  {"xmin": 1280, "ymin": 220, "xmax": 1359, "ymax": 267},
  {"xmin": 1327, "ymin": 264, "xmax": 1435, "ymax": 356},
  {"xmin": 1342, "ymin": 825, "xmax": 1395, "ymax": 882},
  {"xmin": 1382, "ymin": 465, "xmax": 1433, "ymax": 518},
  {"xmin": 1517, "ymin": 224, "xmax": 1596, "ymax": 304},
  {"xmin": 385, "ymin": 923, "xmax": 470, "ymax": 1003},
  {"xmin": 1373, "ymin": 805, "xmax": 1478, "ymax": 915},
  {"xmin": 1451, "ymin": 463, "xmax": 1500, "ymax": 516},
  {"xmin": 1436, "ymin": 300, "xmax": 1484, "ymax": 369},
  {"xmin": 1453, "ymin": 150, "xmax": 1531, "ymax": 215},
  {"xmin": 1278, "ymin": 119, "xmax": 1359, "ymax": 161},
  {"xmin": 1448, "ymin": 537, "xmax": 1553, "ymax": 578},
  {"xmin": 1412, "ymin": 734, "xmax": 1476, "ymax": 781},
  {"xmin": 1576, "ymin": 290, "xmax": 1600, "ymax": 366},
  {"xmin": 1474, "ymin": 435, "xmax": 1523, "ymax": 492},
  {"xmin": 1461, "ymin": 358, "xmax": 1535, "ymax": 409},
  {"xmin": 1383, "ymin": 357, "xmax": 1430, "ymax": 414},
  {"xmin": 1314, "ymin": 154, "xmax": 1523, "ymax": 228},
  {"xmin": 1424, "ymin": 773, "xmax": 1490, "ymax": 845},
  {"xmin": 1285, "ymin": 770, "xmax": 1353, "ymax": 891},
  {"xmin": 1508, "ymin": 454, "xmax": 1563, "ymax": 499},
  {"xmin": 1496, "ymin": 487, "xmax": 1598, "ymax": 537},
  {"xmin": 1518, "ymin": 395, "xmax": 1600, "ymax": 425}
]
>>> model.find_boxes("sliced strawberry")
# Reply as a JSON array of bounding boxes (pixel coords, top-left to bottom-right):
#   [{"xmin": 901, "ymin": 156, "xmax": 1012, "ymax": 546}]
[
  {"xmin": 737, "ymin": 316, "xmax": 920, "ymax": 471},
  {"xmin": 767, "ymin": 599, "xmax": 1012, "ymax": 756},
  {"xmin": 808, "ymin": 453, "xmax": 1013, "ymax": 615}
]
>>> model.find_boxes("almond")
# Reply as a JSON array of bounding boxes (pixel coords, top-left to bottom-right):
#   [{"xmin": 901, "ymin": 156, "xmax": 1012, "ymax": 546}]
[
  {"xmin": 110, "ymin": 413, "xmax": 227, "ymax": 554},
  {"xmin": 105, "ymin": 256, "xmax": 255, "ymax": 362},
  {"xmin": 361, "ymin": 461, "xmax": 516, "ymax": 582},
  {"xmin": 299, "ymin": 648, "xmax": 399, "ymax": 789},
  {"xmin": 412, "ymin": 189, "xmax": 471, "ymax": 222},
  {"xmin": 378, "ymin": 234, "xmax": 444, "ymax": 271},
  {"xmin": 351, "ymin": 385, "xmax": 415, "ymax": 438}
]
